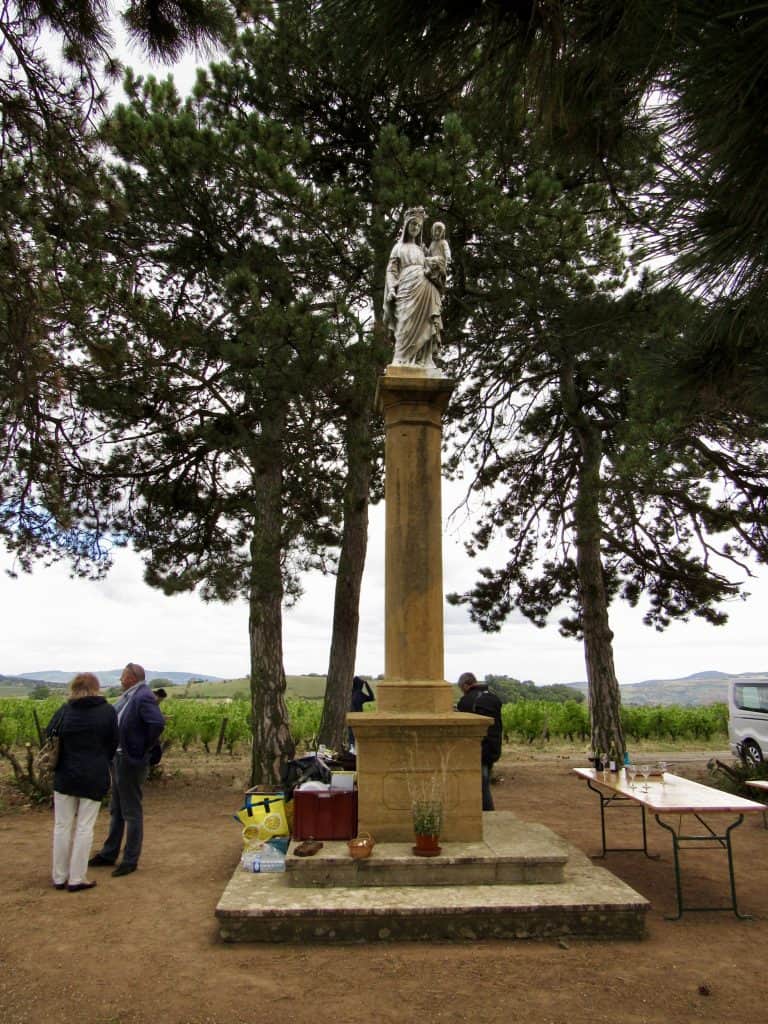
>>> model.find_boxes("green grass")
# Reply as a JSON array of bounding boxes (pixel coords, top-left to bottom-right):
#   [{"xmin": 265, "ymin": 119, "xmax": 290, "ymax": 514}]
[
  {"xmin": 0, "ymin": 685, "xmax": 36, "ymax": 698},
  {"xmin": 176, "ymin": 675, "xmax": 330, "ymax": 700}
]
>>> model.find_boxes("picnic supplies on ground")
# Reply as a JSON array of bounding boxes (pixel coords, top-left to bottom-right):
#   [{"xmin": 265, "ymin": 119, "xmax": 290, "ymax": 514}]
[
  {"xmin": 233, "ymin": 792, "xmax": 290, "ymax": 840},
  {"xmin": 347, "ymin": 832, "xmax": 375, "ymax": 859},
  {"xmin": 293, "ymin": 840, "xmax": 323, "ymax": 857},
  {"xmin": 292, "ymin": 788, "xmax": 358, "ymax": 840},
  {"xmin": 280, "ymin": 754, "xmax": 333, "ymax": 799},
  {"xmin": 330, "ymin": 770, "xmax": 356, "ymax": 792},
  {"xmin": 240, "ymin": 837, "xmax": 288, "ymax": 873},
  {"xmin": 242, "ymin": 826, "xmax": 291, "ymax": 852}
]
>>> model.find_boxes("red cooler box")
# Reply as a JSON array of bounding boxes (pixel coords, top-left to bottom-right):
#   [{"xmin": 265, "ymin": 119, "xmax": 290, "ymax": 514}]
[{"xmin": 292, "ymin": 789, "xmax": 358, "ymax": 840}]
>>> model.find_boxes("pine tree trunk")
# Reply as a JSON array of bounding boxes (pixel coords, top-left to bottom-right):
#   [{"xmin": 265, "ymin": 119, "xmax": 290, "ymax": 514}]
[
  {"xmin": 248, "ymin": 413, "xmax": 295, "ymax": 786},
  {"xmin": 318, "ymin": 399, "xmax": 374, "ymax": 750},
  {"xmin": 562, "ymin": 363, "xmax": 625, "ymax": 756}
]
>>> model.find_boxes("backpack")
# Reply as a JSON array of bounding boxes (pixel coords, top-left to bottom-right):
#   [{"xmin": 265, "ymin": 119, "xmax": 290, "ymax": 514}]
[{"xmin": 467, "ymin": 688, "xmax": 503, "ymax": 764}]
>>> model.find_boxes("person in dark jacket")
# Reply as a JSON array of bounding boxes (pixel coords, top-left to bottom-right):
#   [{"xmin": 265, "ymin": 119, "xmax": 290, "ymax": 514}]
[
  {"xmin": 48, "ymin": 672, "xmax": 118, "ymax": 892},
  {"xmin": 89, "ymin": 662, "xmax": 165, "ymax": 877},
  {"xmin": 456, "ymin": 671, "xmax": 503, "ymax": 811},
  {"xmin": 348, "ymin": 675, "xmax": 375, "ymax": 751}
]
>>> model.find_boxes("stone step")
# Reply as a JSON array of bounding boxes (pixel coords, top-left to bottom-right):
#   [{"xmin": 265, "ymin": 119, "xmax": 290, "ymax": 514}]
[
  {"xmin": 216, "ymin": 815, "xmax": 649, "ymax": 943},
  {"xmin": 285, "ymin": 812, "xmax": 568, "ymax": 887},
  {"xmin": 216, "ymin": 847, "xmax": 648, "ymax": 943}
]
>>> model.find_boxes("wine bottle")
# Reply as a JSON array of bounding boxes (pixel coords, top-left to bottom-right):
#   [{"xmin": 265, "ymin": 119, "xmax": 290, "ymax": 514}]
[{"xmin": 608, "ymin": 741, "xmax": 618, "ymax": 773}]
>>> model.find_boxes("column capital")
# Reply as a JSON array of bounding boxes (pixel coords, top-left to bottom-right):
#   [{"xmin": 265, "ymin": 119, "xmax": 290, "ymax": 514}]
[{"xmin": 376, "ymin": 367, "xmax": 456, "ymax": 418}]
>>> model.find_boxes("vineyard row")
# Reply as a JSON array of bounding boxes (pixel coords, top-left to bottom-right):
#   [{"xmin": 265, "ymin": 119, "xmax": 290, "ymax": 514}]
[{"xmin": 0, "ymin": 696, "xmax": 729, "ymax": 753}]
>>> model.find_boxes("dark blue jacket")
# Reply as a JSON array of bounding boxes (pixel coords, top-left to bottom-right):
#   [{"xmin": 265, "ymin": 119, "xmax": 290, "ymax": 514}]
[
  {"xmin": 47, "ymin": 696, "xmax": 119, "ymax": 801},
  {"xmin": 457, "ymin": 685, "xmax": 503, "ymax": 765},
  {"xmin": 350, "ymin": 678, "xmax": 375, "ymax": 713},
  {"xmin": 118, "ymin": 683, "xmax": 165, "ymax": 765}
]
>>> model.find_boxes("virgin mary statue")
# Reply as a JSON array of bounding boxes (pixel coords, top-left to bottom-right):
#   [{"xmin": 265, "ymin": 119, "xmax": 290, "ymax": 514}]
[{"xmin": 383, "ymin": 206, "xmax": 444, "ymax": 368}]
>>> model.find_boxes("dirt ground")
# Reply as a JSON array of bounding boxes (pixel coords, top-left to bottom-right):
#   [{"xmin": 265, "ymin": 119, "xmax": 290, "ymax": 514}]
[{"xmin": 1, "ymin": 747, "xmax": 766, "ymax": 1024}]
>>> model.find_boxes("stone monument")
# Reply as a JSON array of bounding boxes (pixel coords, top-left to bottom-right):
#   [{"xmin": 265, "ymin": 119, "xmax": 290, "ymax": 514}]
[{"xmin": 349, "ymin": 208, "xmax": 487, "ymax": 842}]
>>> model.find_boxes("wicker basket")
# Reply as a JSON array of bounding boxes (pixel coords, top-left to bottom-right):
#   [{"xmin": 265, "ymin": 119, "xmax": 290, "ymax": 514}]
[{"xmin": 347, "ymin": 831, "xmax": 375, "ymax": 859}]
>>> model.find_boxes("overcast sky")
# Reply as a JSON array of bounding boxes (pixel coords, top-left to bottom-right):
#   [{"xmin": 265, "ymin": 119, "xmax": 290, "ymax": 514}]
[{"xmin": 1, "ymin": 485, "xmax": 766, "ymax": 684}]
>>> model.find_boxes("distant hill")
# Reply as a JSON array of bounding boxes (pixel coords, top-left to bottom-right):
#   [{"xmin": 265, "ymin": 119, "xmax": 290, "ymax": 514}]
[
  {"xmin": 564, "ymin": 670, "xmax": 768, "ymax": 706},
  {"xmin": 9, "ymin": 669, "xmax": 223, "ymax": 689},
  {"xmin": 0, "ymin": 673, "xmax": 56, "ymax": 697},
  {"xmin": 0, "ymin": 673, "xmax": 52, "ymax": 687},
  {"xmin": 4, "ymin": 668, "xmax": 767, "ymax": 706},
  {"xmin": 176, "ymin": 676, "xmax": 329, "ymax": 700}
]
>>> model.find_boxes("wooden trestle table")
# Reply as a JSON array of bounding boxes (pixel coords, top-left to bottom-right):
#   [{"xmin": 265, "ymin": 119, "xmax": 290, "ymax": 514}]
[{"xmin": 574, "ymin": 767, "xmax": 764, "ymax": 920}]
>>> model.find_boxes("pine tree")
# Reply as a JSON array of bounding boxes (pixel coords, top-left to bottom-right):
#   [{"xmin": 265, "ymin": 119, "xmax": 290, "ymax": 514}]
[
  {"xmin": 438, "ymin": 117, "xmax": 768, "ymax": 754},
  {"xmin": 214, "ymin": 4, "xmax": 460, "ymax": 750},
  {"xmin": 318, "ymin": 1, "xmax": 768, "ymax": 392},
  {"xmin": 80, "ymin": 69, "xmax": 344, "ymax": 782},
  {"xmin": 1, "ymin": 0, "xmax": 236, "ymax": 570}
]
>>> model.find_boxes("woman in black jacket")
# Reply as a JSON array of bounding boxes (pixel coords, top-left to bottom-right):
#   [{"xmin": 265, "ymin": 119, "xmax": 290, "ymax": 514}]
[{"xmin": 47, "ymin": 673, "xmax": 118, "ymax": 891}]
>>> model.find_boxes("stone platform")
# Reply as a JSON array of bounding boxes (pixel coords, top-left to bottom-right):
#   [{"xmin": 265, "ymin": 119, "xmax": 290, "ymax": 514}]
[
  {"xmin": 284, "ymin": 813, "xmax": 568, "ymax": 887},
  {"xmin": 216, "ymin": 812, "xmax": 648, "ymax": 943}
]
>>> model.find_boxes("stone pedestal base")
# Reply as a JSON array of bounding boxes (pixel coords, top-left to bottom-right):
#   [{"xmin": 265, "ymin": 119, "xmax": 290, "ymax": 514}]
[{"xmin": 348, "ymin": 712, "xmax": 489, "ymax": 842}]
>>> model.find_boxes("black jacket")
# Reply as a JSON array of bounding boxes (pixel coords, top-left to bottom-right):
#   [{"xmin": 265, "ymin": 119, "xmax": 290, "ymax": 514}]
[
  {"xmin": 457, "ymin": 685, "xmax": 503, "ymax": 765},
  {"xmin": 47, "ymin": 696, "xmax": 119, "ymax": 801}
]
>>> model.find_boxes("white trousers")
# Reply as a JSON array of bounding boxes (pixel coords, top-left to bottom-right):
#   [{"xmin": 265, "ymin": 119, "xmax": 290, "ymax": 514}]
[{"xmin": 52, "ymin": 792, "xmax": 102, "ymax": 885}]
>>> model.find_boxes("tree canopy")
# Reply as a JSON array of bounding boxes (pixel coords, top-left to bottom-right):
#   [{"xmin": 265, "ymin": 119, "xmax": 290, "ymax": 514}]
[
  {"xmin": 0, "ymin": 0, "xmax": 235, "ymax": 574},
  {"xmin": 320, "ymin": 1, "xmax": 768, "ymax": 334},
  {"xmin": 4, "ymin": 0, "xmax": 768, "ymax": 767}
]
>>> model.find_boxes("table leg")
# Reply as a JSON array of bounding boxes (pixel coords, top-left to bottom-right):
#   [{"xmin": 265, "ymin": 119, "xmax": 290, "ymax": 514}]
[
  {"xmin": 655, "ymin": 813, "xmax": 751, "ymax": 920},
  {"xmin": 586, "ymin": 779, "xmax": 658, "ymax": 859}
]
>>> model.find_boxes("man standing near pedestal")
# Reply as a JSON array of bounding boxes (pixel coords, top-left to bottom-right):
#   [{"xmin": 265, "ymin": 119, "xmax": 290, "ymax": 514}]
[
  {"xmin": 457, "ymin": 672, "xmax": 502, "ymax": 811},
  {"xmin": 89, "ymin": 662, "xmax": 165, "ymax": 876}
]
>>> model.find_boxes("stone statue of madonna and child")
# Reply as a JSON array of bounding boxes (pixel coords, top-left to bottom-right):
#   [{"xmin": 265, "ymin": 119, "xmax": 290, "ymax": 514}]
[{"xmin": 383, "ymin": 205, "xmax": 451, "ymax": 370}]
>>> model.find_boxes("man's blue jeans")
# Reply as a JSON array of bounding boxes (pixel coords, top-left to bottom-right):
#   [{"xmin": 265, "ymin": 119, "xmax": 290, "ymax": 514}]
[
  {"xmin": 99, "ymin": 752, "xmax": 149, "ymax": 866},
  {"xmin": 482, "ymin": 762, "xmax": 494, "ymax": 811}
]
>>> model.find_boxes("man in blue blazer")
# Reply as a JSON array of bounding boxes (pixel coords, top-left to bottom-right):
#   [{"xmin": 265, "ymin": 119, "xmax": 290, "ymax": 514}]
[{"xmin": 89, "ymin": 662, "xmax": 165, "ymax": 876}]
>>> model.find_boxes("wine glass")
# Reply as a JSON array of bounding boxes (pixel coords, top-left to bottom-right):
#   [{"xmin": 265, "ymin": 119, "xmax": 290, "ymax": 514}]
[
  {"xmin": 626, "ymin": 764, "xmax": 637, "ymax": 790},
  {"xmin": 640, "ymin": 763, "xmax": 652, "ymax": 792},
  {"xmin": 658, "ymin": 760, "xmax": 668, "ymax": 784}
]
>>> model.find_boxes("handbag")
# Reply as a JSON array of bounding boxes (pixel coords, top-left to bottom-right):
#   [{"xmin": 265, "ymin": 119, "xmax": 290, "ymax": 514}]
[
  {"xmin": 33, "ymin": 710, "xmax": 66, "ymax": 790},
  {"xmin": 233, "ymin": 793, "xmax": 290, "ymax": 840}
]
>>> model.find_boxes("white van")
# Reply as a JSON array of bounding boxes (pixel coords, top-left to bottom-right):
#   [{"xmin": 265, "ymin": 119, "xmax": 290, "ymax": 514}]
[{"xmin": 728, "ymin": 679, "xmax": 768, "ymax": 764}]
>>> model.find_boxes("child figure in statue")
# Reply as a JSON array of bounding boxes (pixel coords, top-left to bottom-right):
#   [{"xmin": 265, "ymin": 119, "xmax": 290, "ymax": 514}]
[{"xmin": 425, "ymin": 221, "xmax": 451, "ymax": 294}]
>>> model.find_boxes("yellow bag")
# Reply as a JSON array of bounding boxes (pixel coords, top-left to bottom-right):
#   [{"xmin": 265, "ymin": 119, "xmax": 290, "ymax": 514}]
[{"xmin": 233, "ymin": 793, "xmax": 290, "ymax": 840}]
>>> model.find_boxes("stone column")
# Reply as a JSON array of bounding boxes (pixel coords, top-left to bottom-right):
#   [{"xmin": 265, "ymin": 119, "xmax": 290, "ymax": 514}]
[
  {"xmin": 378, "ymin": 367, "xmax": 453, "ymax": 714},
  {"xmin": 348, "ymin": 366, "xmax": 487, "ymax": 842}
]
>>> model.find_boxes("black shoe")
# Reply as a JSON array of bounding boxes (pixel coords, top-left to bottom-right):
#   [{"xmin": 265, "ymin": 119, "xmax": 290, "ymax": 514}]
[
  {"xmin": 111, "ymin": 863, "xmax": 137, "ymax": 877},
  {"xmin": 53, "ymin": 882, "xmax": 67, "ymax": 890},
  {"xmin": 67, "ymin": 881, "xmax": 97, "ymax": 892},
  {"xmin": 88, "ymin": 854, "xmax": 115, "ymax": 867}
]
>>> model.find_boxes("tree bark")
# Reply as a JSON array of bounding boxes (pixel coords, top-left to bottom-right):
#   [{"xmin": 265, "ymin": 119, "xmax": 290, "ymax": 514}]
[
  {"xmin": 248, "ymin": 410, "xmax": 295, "ymax": 786},
  {"xmin": 561, "ymin": 362, "xmax": 625, "ymax": 756},
  {"xmin": 318, "ymin": 385, "xmax": 376, "ymax": 750}
]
